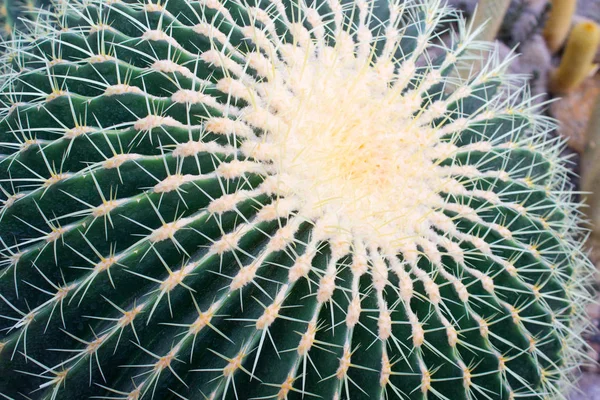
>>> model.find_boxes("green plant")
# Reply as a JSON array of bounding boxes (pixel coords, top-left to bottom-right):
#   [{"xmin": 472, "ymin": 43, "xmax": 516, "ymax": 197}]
[
  {"xmin": 0, "ymin": 1, "xmax": 10, "ymax": 40},
  {"xmin": 0, "ymin": 0, "xmax": 51, "ymax": 42},
  {"xmin": 0, "ymin": 0, "xmax": 593, "ymax": 398}
]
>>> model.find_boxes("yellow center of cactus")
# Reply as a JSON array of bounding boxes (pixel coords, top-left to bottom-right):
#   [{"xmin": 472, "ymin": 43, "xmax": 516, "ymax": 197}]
[{"xmin": 236, "ymin": 31, "xmax": 456, "ymax": 250}]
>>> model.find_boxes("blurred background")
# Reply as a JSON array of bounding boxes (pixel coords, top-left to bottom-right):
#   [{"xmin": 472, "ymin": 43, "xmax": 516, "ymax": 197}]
[{"xmin": 445, "ymin": 0, "xmax": 600, "ymax": 398}]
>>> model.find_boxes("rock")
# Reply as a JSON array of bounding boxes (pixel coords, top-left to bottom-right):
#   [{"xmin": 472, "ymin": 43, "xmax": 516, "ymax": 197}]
[
  {"xmin": 510, "ymin": 34, "xmax": 552, "ymax": 103},
  {"xmin": 550, "ymin": 74, "xmax": 600, "ymax": 152},
  {"xmin": 577, "ymin": 0, "xmax": 600, "ymax": 24},
  {"xmin": 500, "ymin": 0, "xmax": 550, "ymax": 47},
  {"xmin": 569, "ymin": 373, "xmax": 600, "ymax": 400},
  {"xmin": 446, "ymin": 0, "xmax": 478, "ymax": 16}
]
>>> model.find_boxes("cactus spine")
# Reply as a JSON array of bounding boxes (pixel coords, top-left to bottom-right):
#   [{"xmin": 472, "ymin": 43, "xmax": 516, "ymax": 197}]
[
  {"xmin": 0, "ymin": 0, "xmax": 594, "ymax": 399},
  {"xmin": 0, "ymin": 0, "xmax": 51, "ymax": 41}
]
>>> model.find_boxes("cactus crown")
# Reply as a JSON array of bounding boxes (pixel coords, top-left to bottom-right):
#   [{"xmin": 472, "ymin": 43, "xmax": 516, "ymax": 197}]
[{"xmin": 0, "ymin": 0, "xmax": 594, "ymax": 398}]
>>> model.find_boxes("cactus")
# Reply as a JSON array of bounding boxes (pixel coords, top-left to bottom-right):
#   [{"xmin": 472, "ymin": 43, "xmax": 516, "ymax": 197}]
[
  {"xmin": 0, "ymin": 0, "xmax": 594, "ymax": 398},
  {"xmin": 0, "ymin": 0, "xmax": 19, "ymax": 40},
  {"xmin": 0, "ymin": 2, "xmax": 10, "ymax": 40},
  {"xmin": 543, "ymin": 0, "xmax": 578, "ymax": 54},
  {"xmin": 470, "ymin": 0, "xmax": 511, "ymax": 42},
  {"xmin": 0, "ymin": 0, "xmax": 50, "ymax": 42},
  {"xmin": 550, "ymin": 20, "xmax": 600, "ymax": 94}
]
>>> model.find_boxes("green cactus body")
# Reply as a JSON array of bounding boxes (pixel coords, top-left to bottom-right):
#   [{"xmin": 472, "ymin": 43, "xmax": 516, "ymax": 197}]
[
  {"xmin": 0, "ymin": 0, "xmax": 593, "ymax": 398},
  {"xmin": 0, "ymin": 0, "xmax": 47, "ymax": 41}
]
